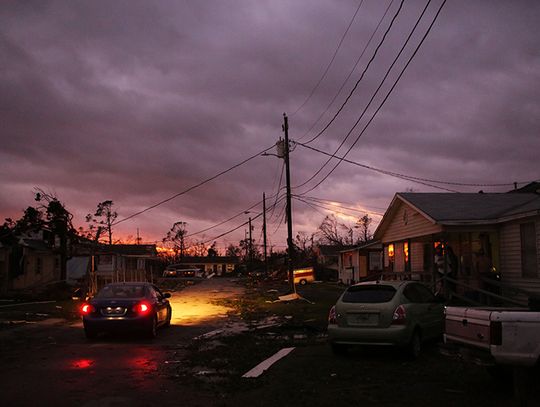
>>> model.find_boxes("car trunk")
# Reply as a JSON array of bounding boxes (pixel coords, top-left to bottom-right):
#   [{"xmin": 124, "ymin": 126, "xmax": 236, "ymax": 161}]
[{"xmin": 336, "ymin": 285, "xmax": 398, "ymax": 329}]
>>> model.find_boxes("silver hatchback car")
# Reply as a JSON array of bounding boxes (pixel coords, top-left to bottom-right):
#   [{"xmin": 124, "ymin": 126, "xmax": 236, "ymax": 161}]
[{"xmin": 327, "ymin": 280, "xmax": 445, "ymax": 357}]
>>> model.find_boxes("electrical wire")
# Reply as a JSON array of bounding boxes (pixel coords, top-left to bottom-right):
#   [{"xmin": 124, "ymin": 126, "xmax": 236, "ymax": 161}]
[
  {"xmin": 114, "ymin": 144, "xmax": 275, "ymax": 226},
  {"xmin": 297, "ymin": 195, "xmax": 385, "ymax": 216},
  {"xmin": 301, "ymin": 0, "xmax": 406, "ymax": 145},
  {"xmin": 298, "ymin": 0, "xmax": 395, "ymax": 142},
  {"xmin": 297, "ymin": 0, "xmax": 448, "ymax": 195},
  {"xmin": 300, "ymin": 194, "xmax": 388, "ymax": 211},
  {"xmin": 296, "ymin": 0, "xmax": 434, "ymax": 190},
  {"xmin": 295, "ymin": 196, "xmax": 383, "ymax": 218},
  {"xmin": 296, "ymin": 143, "xmax": 537, "ymax": 189},
  {"xmin": 291, "ymin": 0, "xmax": 365, "ymax": 117}
]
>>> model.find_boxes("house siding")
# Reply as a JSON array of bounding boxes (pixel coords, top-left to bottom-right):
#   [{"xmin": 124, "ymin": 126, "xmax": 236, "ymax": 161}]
[
  {"xmin": 12, "ymin": 252, "xmax": 59, "ymax": 290},
  {"xmin": 381, "ymin": 201, "xmax": 442, "ymax": 243},
  {"xmin": 411, "ymin": 242, "xmax": 424, "ymax": 273},
  {"xmin": 500, "ymin": 218, "xmax": 540, "ymax": 294}
]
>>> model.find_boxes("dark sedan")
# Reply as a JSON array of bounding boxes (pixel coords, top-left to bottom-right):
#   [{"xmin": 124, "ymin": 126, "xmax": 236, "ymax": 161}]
[{"xmin": 80, "ymin": 282, "xmax": 172, "ymax": 339}]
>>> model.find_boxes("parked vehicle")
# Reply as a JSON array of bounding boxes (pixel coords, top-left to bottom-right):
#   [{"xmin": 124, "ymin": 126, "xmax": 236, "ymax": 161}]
[
  {"xmin": 163, "ymin": 267, "xmax": 204, "ymax": 278},
  {"xmin": 293, "ymin": 267, "xmax": 315, "ymax": 285},
  {"xmin": 327, "ymin": 281, "xmax": 445, "ymax": 357},
  {"xmin": 163, "ymin": 268, "xmax": 178, "ymax": 277},
  {"xmin": 444, "ymin": 305, "xmax": 540, "ymax": 367},
  {"xmin": 80, "ymin": 282, "xmax": 172, "ymax": 339}
]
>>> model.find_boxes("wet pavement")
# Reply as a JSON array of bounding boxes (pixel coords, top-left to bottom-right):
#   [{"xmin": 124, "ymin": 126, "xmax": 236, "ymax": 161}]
[{"xmin": 0, "ymin": 278, "xmax": 244, "ymax": 407}]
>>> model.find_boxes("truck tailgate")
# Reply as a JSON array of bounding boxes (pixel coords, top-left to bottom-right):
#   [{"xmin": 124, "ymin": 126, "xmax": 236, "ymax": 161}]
[{"xmin": 445, "ymin": 307, "xmax": 492, "ymax": 349}]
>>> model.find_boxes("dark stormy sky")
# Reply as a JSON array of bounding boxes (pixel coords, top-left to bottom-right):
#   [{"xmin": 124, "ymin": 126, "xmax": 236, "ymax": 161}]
[{"xmin": 1, "ymin": 0, "xmax": 539, "ymax": 251}]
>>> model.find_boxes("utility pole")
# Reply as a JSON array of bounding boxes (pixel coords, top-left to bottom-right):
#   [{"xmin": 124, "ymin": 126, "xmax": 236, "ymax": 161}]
[
  {"xmin": 263, "ymin": 192, "xmax": 268, "ymax": 275},
  {"xmin": 282, "ymin": 113, "xmax": 295, "ymax": 292},
  {"xmin": 248, "ymin": 216, "xmax": 253, "ymax": 267}
]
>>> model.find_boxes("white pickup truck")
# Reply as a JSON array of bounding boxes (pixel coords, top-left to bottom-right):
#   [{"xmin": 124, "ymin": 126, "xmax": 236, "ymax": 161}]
[
  {"xmin": 444, "ymin": 306, "xmax": 540, "ymax": 367},
  {"xmin": 443, "ymin": 303, "xmax": 540, "ymax": 404}
]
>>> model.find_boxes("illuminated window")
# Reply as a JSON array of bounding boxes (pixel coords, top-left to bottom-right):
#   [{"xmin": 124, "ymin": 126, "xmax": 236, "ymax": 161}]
[
  {"xmin": 388, "ymin": 244, "xmax": 395, "ymax": 258},
  {"xmin": 404, "ymin": 242, "xmax": 409, "ymax": 263}
]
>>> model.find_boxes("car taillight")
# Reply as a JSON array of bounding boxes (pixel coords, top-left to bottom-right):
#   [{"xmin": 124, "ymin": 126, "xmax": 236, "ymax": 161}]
[
  {"xmin": 392, "ymin": 305, "xmax": 407, "ymax": 325},
  {"xmin": 80, "ymin": 303, "xmax": 93, "ymax": 315},
  {"xmin": 134, "ymin": 302, "xmax": 151, "ymax": 315},
  {"xmin": 328, "ymin": 306, "xmax": 337, "ymax": 324},
  {"xmin": 490, "ymin": 321, "xmax": 502, "ymax": 346}
]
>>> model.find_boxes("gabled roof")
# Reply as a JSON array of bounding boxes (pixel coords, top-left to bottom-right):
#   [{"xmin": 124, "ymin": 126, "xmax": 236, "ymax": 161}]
[
  {"xmin": 375, "ymin": 192, "xmax": 540, "ymax": 238},
  {"xmin": 375, "ymin": 192, "xmax": 540, "ymax": 239},
  {"xmin": 399, "ymin": 193, "xmax": 540, "ymax": 223}
]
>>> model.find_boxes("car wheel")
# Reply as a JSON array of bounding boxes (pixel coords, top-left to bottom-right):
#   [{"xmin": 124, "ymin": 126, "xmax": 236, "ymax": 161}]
[
  {"xmin": 164, "ymin": 307, "xmax": 172, "ymax": 328},
  {"xmin": 331, "ymin": 343, "xmax": 348, "ymax": 355},
  {"xmin": 408, "ymin": 329, "xmax": 422, "ymax": 359},
  {"xmin": 146, "ymin": 315, "xmax": 158, "ymax": 339}
]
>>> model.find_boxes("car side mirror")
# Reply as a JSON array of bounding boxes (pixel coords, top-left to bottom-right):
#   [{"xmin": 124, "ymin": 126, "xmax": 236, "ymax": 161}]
[{"xmin": 163, "ymin": 292, "xmax": 171, "ymax": 299}]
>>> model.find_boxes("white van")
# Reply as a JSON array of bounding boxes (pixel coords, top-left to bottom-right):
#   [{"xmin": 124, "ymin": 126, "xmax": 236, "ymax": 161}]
[{"xmin": 293, "ymin": 267, "xmax": 315, "ymax": 285}]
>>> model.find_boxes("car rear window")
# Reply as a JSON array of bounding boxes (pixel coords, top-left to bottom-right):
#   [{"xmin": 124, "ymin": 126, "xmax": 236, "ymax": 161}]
[
  {"xmin": 341, "ymin": 285, "xmax": 397, "ymax": 303},
  {"xmin": 96, "ymin": 285, "xmax": 146, "ymax": 299}
]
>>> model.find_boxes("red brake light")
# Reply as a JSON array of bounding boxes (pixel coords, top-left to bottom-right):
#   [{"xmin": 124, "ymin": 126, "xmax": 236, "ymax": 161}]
[
  {"xmin": 134, "ymin": 302, "xmax": 151, "ymax": 315},
  {"xmin": 80, "ymin": 303, "xmax": 93, "ymax": 315},
  {"xmin": 328, "ymin": 306, "xmax": 337, "ymax": 324},
  {"xmin": 392, "ymin": 305, "xmax": 407, "ymax": 325}
]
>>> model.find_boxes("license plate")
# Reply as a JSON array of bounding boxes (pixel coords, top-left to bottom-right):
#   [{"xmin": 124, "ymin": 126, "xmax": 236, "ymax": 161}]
[
  {"xmin": 101, "ymin": 307, "xmax": 127, "ymax": 316},
  {"xmin": 346, "ymin": 313, "xmax": 379, "ymax": 326}
]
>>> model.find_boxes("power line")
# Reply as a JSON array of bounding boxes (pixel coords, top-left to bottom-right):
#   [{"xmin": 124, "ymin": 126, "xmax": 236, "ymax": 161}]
[
  {"xmin": 300, "ymin": 194, "xmax": 388, "ymax": 211},
  {"xmin": 297, "ymin": 0, "xmax": 448, "ymax": 195},
  {"xmin": 295, "ymin": 196, "xmax": 383, "ymax": 219},
  {"xmin": 185, "ymin": 201, "xmax": 261, "ymax": 238},
  {"xmin": 296, "ymin": 0, "xmax": 435, "ymax": 191},
  {"xmin": 291, "ymin": 0, "xmax": 365, "ymax": 117},
  {"xmin": 296, "ymin": 143, "xmax": 538, "ymax": 189},
  {"xmin": 301, "ymin": 0, "xmax": 406, "ymax": 145},
  {"xmin": 298, "ymin": 0, "xmax": 395, "ymax": 142},
  {"xmin": 297, "ymin": 195, "xmax": 385, "ymax": 216},
  {"xmin": 295, "ymin": 142, "xmax": 458, "ymax": 192},
  {"xmin": 185, "ymin": 194, "xmax": 288, "ymax": 248},
  {"xmin": 114, "ymin": 144, "xmax": 275, "ymax": 226}
]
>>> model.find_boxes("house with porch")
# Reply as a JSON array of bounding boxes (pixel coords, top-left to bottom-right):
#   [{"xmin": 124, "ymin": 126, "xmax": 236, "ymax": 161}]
[
  {"xmin": 338, "ymin": 241, "xmax": 383, "ymax": 285},
  {"xmin": 374, "ymin": 192, "xmax": 540, "ymax": 303},
  {"xmin": 92, "ymin": 244, "xmax": 160, "ymax": 286}
]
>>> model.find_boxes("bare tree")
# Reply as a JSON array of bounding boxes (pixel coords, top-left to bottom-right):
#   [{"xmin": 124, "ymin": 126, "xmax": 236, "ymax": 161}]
[
  {"xmin": 356, "ymin": 214, "xmax": 373, "ymax": 244},
  {"xmin": 207, "ymin": 241, "xmax": 218, "ymax": 257},
  {"xmin": 86, "ymin": 200, "xmax": 118, "ymax": 245},
  {"xmin": 225, "ymin": 243, "xmax": 241, "ymax": 258},
  {"xmin": 162, "ymin": 221, "xmax": 188, "ymax": 261},
  {"xmin": 34, "ymin": 188, "xmax": 77, "ymax": 280},
  {"xmin": 190, "ymin": 241, "xmax": 207, "ymax": 257},
  {"xmin": 315, "ymin": 214, "xmax": 352, "ymax": 246}
]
